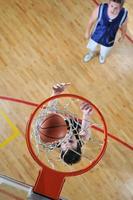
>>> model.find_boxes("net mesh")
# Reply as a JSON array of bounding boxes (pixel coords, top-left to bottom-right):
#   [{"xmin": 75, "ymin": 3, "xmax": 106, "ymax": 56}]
[{"xmin": 29, "ymin": 96, "xmax": 105, "ymax": 172}]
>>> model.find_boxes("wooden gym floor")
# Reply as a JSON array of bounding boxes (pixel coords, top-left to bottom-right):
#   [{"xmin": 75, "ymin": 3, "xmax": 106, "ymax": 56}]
[{"xmin": 0, "ymin": 0, "xmax": 133, "ymax": 199}]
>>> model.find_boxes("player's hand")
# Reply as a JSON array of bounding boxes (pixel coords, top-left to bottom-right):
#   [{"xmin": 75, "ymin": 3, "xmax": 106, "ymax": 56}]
[
  {"xmin": 80, "ymin": 102, "xmax": 93, "ymax": 116},
  {"xmin": 52, "ymin": 83, "xmax": 71, "ymax": 95},
  {"xmin": 118, "ymin": 35, "xmax": 125, "ymax": 42}
]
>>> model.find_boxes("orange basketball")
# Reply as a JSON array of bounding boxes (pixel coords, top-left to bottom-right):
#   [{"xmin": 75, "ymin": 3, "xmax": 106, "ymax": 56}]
[{"xmin": 39, "ymin": 113, "xmax": 67, "ymax": 143}]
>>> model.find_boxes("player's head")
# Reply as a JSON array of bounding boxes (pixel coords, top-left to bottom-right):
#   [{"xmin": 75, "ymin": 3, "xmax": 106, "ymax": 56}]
[
  {"xmin": 60, "ymin": 139, "xmax": 82, "ymax": 165},
  {"xmin": 109, "ymin": 0, "xmax": 125, "ymax": 6},
  {"xmin": 60, "ymin": 118, "xmax": 82, "ymax": 165},
  {"xmin": 109, "ymin": 0, "xmax": 125, "ymax": 14}
]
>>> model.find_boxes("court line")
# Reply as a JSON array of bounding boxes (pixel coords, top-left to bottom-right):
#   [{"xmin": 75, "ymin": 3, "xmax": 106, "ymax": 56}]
[
  {"xmin": 92, "ymin": 125, "xmax": 133, "ymax": 151},
  {"xmin": 0, "ymin": 96, "xmax": 132, "ymax": 151},
  {"xmin": 0, "ymin": 96, "xmax": 38, "ymax": 107},
  {"xmin": 0, "ymin": 110, "xmax": 21, "ymax": 148}
]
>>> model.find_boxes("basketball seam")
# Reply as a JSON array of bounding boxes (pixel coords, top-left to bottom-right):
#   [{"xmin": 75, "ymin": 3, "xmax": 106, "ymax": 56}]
[
  {"xmin": 39, "ymin": 125, "xmax": 67, "ymax": 129},
  {"xmin": 41, "ymin": 114, "xmax": 65, "ymax": 125},
  {"xmin": 40, "ymin": 132, "xmax": 65, "ymax": 139}
]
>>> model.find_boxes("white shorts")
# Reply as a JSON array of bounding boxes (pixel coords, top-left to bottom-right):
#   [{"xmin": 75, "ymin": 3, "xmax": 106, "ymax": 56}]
[{"xmin": 87, "ymin": 39, "xmax": 113, "ymax": 59}]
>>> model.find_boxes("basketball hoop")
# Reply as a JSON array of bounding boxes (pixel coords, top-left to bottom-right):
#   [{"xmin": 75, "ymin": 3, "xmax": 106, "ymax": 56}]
[{"xmin": 26, "ymin": 94, "xmax": 108, "ymax": 200}]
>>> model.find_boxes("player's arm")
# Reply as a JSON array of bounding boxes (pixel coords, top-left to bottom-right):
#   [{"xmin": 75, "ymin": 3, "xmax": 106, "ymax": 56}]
[
  {"xmin": 51, "ymin": 83, "xmax": 71, "ymax": 96},
  {"xmin": 48, "ymin": 83, "xmax": 71, "ymax": 109},
  {"xmin": 79, "ymin": 102, "xmax": 92, "ymax": 141},
  {"xmin": 85, "ymin": 6, "xmax": 99, "ymax": 39},
  {"xmin": 119, "ymin": 18, "xmax": 128, "ymax": 42}
]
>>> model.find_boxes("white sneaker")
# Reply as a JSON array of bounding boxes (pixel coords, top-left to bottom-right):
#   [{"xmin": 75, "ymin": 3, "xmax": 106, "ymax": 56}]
[
  {"xmin": 83, "ymin": 52, "xmax": 94, "ymax": 63},
  {"xmin": 99, "ymin": 55, "xmax": 105, "ymax": 64}
]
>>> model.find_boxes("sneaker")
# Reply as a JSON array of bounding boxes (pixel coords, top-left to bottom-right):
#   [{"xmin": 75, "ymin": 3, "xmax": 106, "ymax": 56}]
[
  {"xmin": 99, "ymin": 55, "xmax": 105, "ymax": 64},
  {"xmin": 83, "ymin": 52, "xmax": 94, "ymax": 63}
]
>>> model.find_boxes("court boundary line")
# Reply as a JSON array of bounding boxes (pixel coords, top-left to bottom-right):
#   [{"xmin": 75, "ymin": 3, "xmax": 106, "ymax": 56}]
[
  {"xmin": 0, "ymin": 110, "xmax": 21, "ymax": 148},
  {"xmin": 0, "ymin": 96, "xmax": 132, "ymax": 151}
]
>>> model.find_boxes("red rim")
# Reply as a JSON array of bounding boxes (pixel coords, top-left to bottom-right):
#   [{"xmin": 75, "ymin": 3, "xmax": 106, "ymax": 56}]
[{"xmin": 26, "ymin": 94, "xmax": 108, "ymax": 177}]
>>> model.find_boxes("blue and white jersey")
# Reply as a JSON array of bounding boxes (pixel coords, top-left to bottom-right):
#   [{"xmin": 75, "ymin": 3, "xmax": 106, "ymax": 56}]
[{"xmin": 91, "ymin": 3, "xmax": 128, "ymax": 47}]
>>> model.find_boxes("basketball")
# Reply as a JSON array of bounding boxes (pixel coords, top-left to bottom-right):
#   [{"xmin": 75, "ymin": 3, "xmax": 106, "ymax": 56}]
[{"xmin": 39, "ymin": 113, "xmax": 67, "ymax": 143}]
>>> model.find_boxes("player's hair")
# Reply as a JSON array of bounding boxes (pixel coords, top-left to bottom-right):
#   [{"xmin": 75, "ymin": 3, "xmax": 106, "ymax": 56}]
[
  {"xmin": 110, "ymin": 0, "xmax": 125, "ymax": 6},
  {"xmin": 61, "ymin": 142, "xmax": 82, "ymax": 165}
]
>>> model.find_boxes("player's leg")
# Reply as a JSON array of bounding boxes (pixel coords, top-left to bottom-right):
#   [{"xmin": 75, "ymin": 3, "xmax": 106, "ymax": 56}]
[
  {"xmin": 83, "ymin": 39, "xmax": 98, "ymax": 63},
  {"xmin": 99, "ymin": 45, "xmax": 113, "ymax": 64}
]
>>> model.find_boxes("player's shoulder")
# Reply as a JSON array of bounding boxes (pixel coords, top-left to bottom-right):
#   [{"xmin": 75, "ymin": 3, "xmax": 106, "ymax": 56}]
[
  {"xmin": 97, "ymin": 3, "xmax": 108, "ymax": 12},
  {"xmin": 122, "ymin": 7, "xmax": 128, "ymax": 13},
  {"xmin": 99, "ymin": 3, "xmax": 108, "ymax": 7},
  {"xmin": 120, "ymin": 6, "xmax": 128, "ymax": 19}
]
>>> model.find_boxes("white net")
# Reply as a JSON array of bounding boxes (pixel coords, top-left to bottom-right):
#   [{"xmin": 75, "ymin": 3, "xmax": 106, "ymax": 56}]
[{"xmin": 29, "ymin": 95, "xmax": 106, "ymax": 172}]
